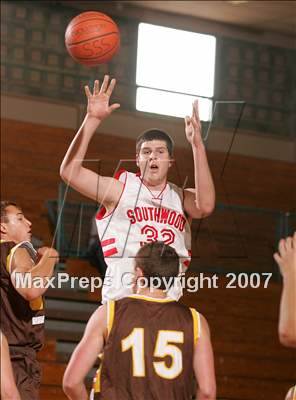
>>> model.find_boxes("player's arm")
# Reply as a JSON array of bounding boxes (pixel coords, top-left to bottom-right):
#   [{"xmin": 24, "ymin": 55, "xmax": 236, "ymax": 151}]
[
  {"xmin": 193, "ymin": 314, "xmax": 216, "ymax": 400},
  {"xmin": 10, "ymin": 247, "xmax": 59, "ymax": 301},
  {"xmin": 274, "ymin": 232, "xmax": 296, "ymax": 347},
  {"xmin": 60, "ymin": 75, "xmax": 123, "ymax": 208},
  {"xmin": 285, "ymin": 386, "xmax": 296, "ymax": 400},
  {"xmin": 184, "ymin": 100, "xmax": 215, "ymax": 219},
  {"xmin": 63, "ymin": 304, "xmax": 107, "ymax": 400},
  {"xmin": 0, "ymin": 331, "xmax": 21, "ymax": 400}
]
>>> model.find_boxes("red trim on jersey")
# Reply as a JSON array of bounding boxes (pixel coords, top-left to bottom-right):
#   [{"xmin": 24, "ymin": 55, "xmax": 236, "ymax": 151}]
[
  {"xmin": 114, "ymin": 168, "xmax": 126, "ymax": 180},
  {"xmin": 95, "ymin": 170, "xmax": 127, "ymax": 221},
  {"xmin": 183, "ymin": 250, "xmax": 191, "ymax": 269},
  {"xmin": 101, "ymin": 238, "xmax": 116, "ymax": 247},
  {"xmin": 96, "ymin": 206, "xmax": 106, "ymax": 220},
  {"xmin": 103, "ymin": 248, "xmax": 118, "ymax": 257}
]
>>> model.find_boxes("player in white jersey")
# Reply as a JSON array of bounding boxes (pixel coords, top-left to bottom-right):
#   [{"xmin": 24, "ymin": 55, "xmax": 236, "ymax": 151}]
[
  {"xmin": 96, "ymin": 169, "xmax": 191, "ymax": 300},
  {"xmin": 60, "ymin": 75, "xmax": 215, "ymax": 302}
]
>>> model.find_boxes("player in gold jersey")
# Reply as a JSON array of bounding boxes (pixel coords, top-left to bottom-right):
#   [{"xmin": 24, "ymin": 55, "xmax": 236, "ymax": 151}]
[
  {"xmin": 0, "ymin": 201, "xmax": 59, "ymax": 399},
  {"xmin": 63, "ymin": 242, "xmax": 216, "ymax": 400}
]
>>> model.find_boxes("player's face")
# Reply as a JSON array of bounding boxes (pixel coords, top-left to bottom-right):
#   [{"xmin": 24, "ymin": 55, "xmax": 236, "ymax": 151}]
[
  {"xmin": 1, "ymin": 206, "xmax": 32, "ymax": 243},
  {"xmin": 137, "ymin": 140, "xmax": 172, "ymax": 185}
]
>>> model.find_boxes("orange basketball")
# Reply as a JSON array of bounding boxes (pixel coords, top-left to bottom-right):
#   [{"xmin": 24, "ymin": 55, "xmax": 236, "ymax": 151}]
[{"xmin": 65, "ymin": 11, "xmax": 120, "ymax": 66}]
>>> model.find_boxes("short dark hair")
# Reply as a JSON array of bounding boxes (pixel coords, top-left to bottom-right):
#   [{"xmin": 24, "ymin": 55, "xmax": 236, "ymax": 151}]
[
  {"xmin": 0, "ymin": 201, "xmax": 18, "ymax": 222},
  {"xmin": 136, "ymin": 129, "xmax": 174, "ymax": 157},
  {"xmin": 135, "ymin": 242, "xmax": 179, "ymax": 290}
]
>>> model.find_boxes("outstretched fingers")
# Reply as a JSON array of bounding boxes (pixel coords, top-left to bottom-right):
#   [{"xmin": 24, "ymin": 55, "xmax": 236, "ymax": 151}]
[
  {"xmin": 278, "ymin": 238, "xmax": 287, "ymax": 257},
  {"xmin": 86, "ymin": 75, "xmax": 117, "ymax": 98},
  {"xmin": 184, "ymin": 116, "xmax": 191, "ymax": 126},
  {"xmin": 274, "ymin": 233, "xmax": 296, "ymax": 270},
  {"xmin": 100, "ymin": 75, "xmax": 109, "ymax": 94},
  {"xmin": 285, "ymin": 236, "xmax": 293, "ymax": 251},
  {"xmin": 191, "ymin": 115, "xmax": 199, "ymax": 131},
  {"xmin": 84, "ymin": 85, "xmax": 92, "ymax": 98},
  {"xmin": 110, "ymin": 103, "xmax": 121, "ymax": 111},
  {"xmin": 106, "ymin": 78, "xmax": 117, "ymax": 97},
  {"xmin": 192, "ymin": 99, "xmax": 200, "ymax": 122},
  {"xmin": 93, "ymin": 79, "xmax": 99, "ymax": 95},
  {"xmin": 273, "ymin": 251, "xmax": 282, "ymax": 266}
]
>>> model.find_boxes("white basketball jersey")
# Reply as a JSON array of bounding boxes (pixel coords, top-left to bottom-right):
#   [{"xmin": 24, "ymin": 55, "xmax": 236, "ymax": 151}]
[{"xmin": 96, "ymin": 171, "xmax": 191, "ymax": 302}]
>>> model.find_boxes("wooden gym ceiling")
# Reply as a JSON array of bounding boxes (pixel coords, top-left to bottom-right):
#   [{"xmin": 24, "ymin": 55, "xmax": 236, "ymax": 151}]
[
  {"xmin": 58, "ymin": 1, "xmax": 296, "ymax": 36},
  {"xmin": 123, "ymin": 0, "xmax": 296, "ymax": 36}
]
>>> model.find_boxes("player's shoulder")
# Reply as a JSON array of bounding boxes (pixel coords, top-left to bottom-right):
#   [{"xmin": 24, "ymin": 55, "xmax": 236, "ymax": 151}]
[
  {"xmin": 12, "ymin": 241, "xmax": 37, "ymax": 259},
  {"xmin": 115, "ymin": 295, "xmax": 174, "ymax": 309},
  {"xmin": 114, "ymin": 296, "xmax": 138, "ymax": 307},
  {"xmin": 0, "ymin": 240, "xmax": 16, "ymax": 252},
  {"xmin": 115, "ymin": 170, "xmax": 140, "ymax": 187},
  {"xmin": 177, "ymin": 302, "xmax": 200, "ymax": 320},
  {"xmin": 114, "ymin": 169, "xmax": 128, "ymax": 182},
  {"xmin": 1, "ymin": 241, "xmax": 36, "ymax": 275},
  {"xmin": 1, "ymin": 240, "xmax": 35, "ymax": 258},
  {"xmin": 0, "ymin": 241, "xmax": 16, "ymax": 272},
  {"xmin": 125, "ymin": 171, "xmax": 141, "ymax": 182},
  {"xmin": 188, "ymin": 308, "xmax": 207, "ymax": 323}
]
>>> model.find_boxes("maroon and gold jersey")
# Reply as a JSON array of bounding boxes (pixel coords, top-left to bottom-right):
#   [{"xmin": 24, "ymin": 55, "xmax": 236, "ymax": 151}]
[
  {"xmin": 93, "ymin": 294, "xmax": 200, "ymax": 400},
  {"xmin": 0, "ymin": 241, "xmax": 44, "ymax": 351}
]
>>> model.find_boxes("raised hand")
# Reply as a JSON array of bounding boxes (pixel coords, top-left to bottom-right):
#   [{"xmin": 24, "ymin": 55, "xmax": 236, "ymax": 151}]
[
  {"xmin": 184, "ymin": 99, "xmax": 203, "ymax": 148},
  {"xmin": 84, "ymin": 75, "xmax": 120, "ymax": 121},
  {"xmin": 274, "ymin": 232, "xmax": 296, "ymax": 277}
]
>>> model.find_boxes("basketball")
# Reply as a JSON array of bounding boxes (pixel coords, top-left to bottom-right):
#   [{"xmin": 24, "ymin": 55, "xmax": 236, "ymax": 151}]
[{"xmin": 65, "ymin": 11, "xmax": 120, "ymax": 67}]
